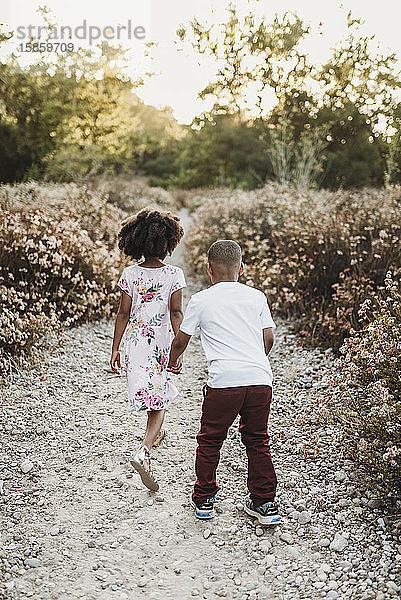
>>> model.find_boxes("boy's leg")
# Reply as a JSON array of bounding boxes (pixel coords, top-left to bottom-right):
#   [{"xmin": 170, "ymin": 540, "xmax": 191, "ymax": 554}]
[
  {"xmin": 239, "ymin": 386, "xmax": 277, "ymax": 506},
  {"xmin": 193, "ymin": 386, "xmax": 245, "ymax": 505}
]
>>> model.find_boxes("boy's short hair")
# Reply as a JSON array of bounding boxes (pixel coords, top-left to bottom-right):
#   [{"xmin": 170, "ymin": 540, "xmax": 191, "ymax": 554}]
[{"xmin": 208, "ymin": 240, "xmax": 242, "ymax": 269}]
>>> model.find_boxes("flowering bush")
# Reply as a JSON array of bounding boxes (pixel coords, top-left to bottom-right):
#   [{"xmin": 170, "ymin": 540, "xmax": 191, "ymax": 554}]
[
  {"xmin": 0, "ymin": 178, "xmax": 174, "ymax": 248},
  {"xmin": 186, "ymin": 184, "xmax": 401, "ymax": 499},
  {"xmin": 0, "ymin": 209, "xmax": 121, "ymax": 378},
  {"xmin": 0, "ymin": 177, "xmax": 177, "ymax": 378},
  {"xmin": 186, "ymin": 184, "xmax": 401, "ymax": 349},
  {"xmin": 0, "ymin": 181, "xmax": 125, "ymax": 248},
  {"xmin": 88, "ymin": 176, "xmax": 174, "ymax": 213},
  {"xmin": 333, "ymin": 274, "xmax": 401, "ymax": 504}
]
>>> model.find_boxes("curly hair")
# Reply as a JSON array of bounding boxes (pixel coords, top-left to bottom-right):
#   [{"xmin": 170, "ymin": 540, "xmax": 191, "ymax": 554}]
[{"xmin": 118, "ymin": 207, "xmax": 184, "ymax": 260}]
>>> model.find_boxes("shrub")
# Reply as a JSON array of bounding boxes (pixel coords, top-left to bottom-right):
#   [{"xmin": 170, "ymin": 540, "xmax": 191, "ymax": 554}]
[
  {"xmin": 0, "ymin": 177, "xmax": 178, "ymax": 380},
  {"xmin": 332, "ymin": 274, "xmax": 401, "ymax": 505},
  {"xmin": 171, "ymin": 115, "xmax": 268, "ymax": 190},
  {"xmin": 0, "ymin": 181, "xmax": 125, "ymax": 248},
  {"xmin": 0, "ymin": 209, "xmax": 121, "ymax": 378},
  {"xmin": 88, "ymin": 176, "xmax": 174, "ymax": 213},
  {"xmin": 0, "ymin": 178, "xmax": 175, "ymax": 247},
  {"xmin": 186, "ymin": 184, "xmax": 401, "ymax": 349}
]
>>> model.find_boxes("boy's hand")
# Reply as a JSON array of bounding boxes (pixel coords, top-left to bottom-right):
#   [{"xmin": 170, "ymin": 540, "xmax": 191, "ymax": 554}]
[
  {"xmin": 167, "ymin": 355, "xmax": 183, "ymax": 374},
  {"xmin": 110, "ymin": 349, "xmax": 121, "ymax": 374}
]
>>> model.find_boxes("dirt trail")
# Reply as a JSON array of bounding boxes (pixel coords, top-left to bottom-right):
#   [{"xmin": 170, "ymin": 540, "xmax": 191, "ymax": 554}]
[{"xmin": 1, "ymin": 209, "xmax": 400, "ymax": 600}]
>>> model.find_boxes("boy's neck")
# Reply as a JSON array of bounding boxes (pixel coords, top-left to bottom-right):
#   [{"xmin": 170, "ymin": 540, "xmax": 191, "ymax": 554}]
[{"xmin": 211, "ymin": 276, "xmax": 239, "ymax": 285}]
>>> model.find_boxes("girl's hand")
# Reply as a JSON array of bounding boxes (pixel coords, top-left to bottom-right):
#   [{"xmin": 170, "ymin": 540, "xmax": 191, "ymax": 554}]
[
  {"xmin": 110, "ymin": 349, "xmax": 121, "ymax": 374},
  {"xmin": 167, "ymin": 355, "xmax": 183, "ymax": 374}
]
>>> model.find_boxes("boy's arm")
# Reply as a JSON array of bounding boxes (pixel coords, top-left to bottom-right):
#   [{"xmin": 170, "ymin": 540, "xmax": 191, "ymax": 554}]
[
  {"xmin": 263, "ymin": 327, "xmax": 274, "ymax": 355},
  {"xmin": 167, "ymin": 331, "xmax": 191, "ymax": 372}
]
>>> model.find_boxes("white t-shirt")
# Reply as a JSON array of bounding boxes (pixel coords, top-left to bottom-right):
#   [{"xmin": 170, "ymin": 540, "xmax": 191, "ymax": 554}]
[{"xmin": 180, "ymin": 282, "xmax": 276, "ymax": 388}]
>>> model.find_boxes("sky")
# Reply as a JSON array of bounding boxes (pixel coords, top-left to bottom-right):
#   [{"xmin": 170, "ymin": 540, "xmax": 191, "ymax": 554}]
[{"xmin": 2, "ymin": 0, "xmax": 401, "ymax": 123}]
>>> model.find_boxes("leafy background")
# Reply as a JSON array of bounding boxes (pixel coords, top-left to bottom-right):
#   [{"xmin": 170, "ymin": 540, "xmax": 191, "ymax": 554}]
[{"xmin": 1, "ymin": 5, "xmax": 400, "ymax": 503}]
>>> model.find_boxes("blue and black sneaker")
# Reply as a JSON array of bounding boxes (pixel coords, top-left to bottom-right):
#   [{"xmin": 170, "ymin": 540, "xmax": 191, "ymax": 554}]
[
  {"xmin": 191, "ymin": 494, "xmax": 215, "ymax": 519},
  {"xmin": 245, "ymin": 499, "xmax": 280, "ymax": 525}
]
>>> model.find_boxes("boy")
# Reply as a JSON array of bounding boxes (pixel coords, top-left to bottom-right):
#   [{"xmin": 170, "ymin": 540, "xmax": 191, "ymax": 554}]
[{"xmin": 167, "ymin": 240, "xmax": 279, "ymax": 524}]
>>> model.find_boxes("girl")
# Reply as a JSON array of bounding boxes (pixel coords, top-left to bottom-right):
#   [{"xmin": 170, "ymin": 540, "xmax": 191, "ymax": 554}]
[{"xmin": 110, "ymin": 207, "xmax": 185, "ymax": 492}]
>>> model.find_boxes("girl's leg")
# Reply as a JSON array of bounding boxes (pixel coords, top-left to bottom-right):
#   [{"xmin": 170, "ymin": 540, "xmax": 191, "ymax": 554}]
[{"xmin": 143, "ymin": 409, "xmax": 165, "ymax": 450}]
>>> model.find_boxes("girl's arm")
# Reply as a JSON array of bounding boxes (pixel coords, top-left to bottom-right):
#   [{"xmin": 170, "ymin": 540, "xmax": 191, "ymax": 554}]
[
  {"xmin": 170, "ymin": 289, "xmax": 184, "ymax": 335},
  {"xmin": 168, "ymin": 331, "xmax": 191, "ymax": 370},
  {"xmin": 110, "ymin": 291, "xmax": 132, "ymax": 373},
  {"xmin": 168, "ymin": 289, "xmax": 185, "ymax": 373}
]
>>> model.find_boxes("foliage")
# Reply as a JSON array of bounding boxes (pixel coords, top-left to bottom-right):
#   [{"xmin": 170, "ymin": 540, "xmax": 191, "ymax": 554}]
[
  {"xmin": 172, "ymin": 6, "xmax": 401, "ymax": 190},
  {"xmin": 0, "ymin": 40, "xmax": 182, "ymax": 183},
  {"xmin": 2, "ymin": 8, "xmax": 401, "ymax": 189},
  {"xmin": 332, "ymin": 274, "xmax": 401, "ymax": 504},
  {"xmin": 185, "ymin": 184, "xmax": 401, "ymax": 350},
  {"xmin": 0, "ymin": 25, "xmax": 12, "ymax": 45},
  {"xmin": 88, "ymin": 176, "xmax": 174, "ymax": 213},
  {"xmin": 0, "ymin": 181, "xmax": 125, "ymax": 247},
  {"xmin": 142, "ymin": 143, "xmax": 182, "ymax": 188},
  {"xmin": 317, "ymin": 105, "xmax": 385, "ymax": 189},
  {"xmin": 177, "ymin": 8, "xmax": 311, "ymax": 115},
  {"xmin": 0, "ymin": 179, "xmax": 173, "ymax": 240},
  {"xmin": 0, "ymin": 209, "xmax": 121, "ymax": 378},
  {"xmin": 178, "ymin": 7, "xmax": 400, "ymax": 122},
  {"xmin": 385, "ymin": 130, "xmax": 401, "ymax": 186},
  {"xmin": 148, "ymin": 105, "xmax": 385, "ymax": 191},
  {"xmin": 319, "ymin": 13, "xmax": 401, "ymax": 128},
  {"xmin": 172, "ymin": 113, "xmax": 268, "ymax": 189},
  {"xmin": 265, "ymin": 120, "xmax": 328, "ymax": 188},
  {"xmin": 45, "ymin": 89, "xmax": 181, "ymax": 182},
  {"xmin": 0, "ymin": 177, "xmax": 174, "ymax": 378}
]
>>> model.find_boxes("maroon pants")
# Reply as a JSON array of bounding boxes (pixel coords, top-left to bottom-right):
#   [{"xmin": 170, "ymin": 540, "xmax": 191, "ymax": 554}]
[{"xmin": 193, "ymin": 385, "xmax": 277, "ymax": 507}]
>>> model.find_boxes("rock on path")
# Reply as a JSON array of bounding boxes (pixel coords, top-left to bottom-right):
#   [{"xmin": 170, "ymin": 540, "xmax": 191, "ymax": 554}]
[{"xmin": 1, "ymin": 209, "xmax": 401, "ymax": 600}]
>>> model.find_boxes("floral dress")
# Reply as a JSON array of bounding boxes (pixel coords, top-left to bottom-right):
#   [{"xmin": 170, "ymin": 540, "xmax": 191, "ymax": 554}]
[{"xmin": 117, "ymin": 264, "xmax": 186, "ymax": 411}]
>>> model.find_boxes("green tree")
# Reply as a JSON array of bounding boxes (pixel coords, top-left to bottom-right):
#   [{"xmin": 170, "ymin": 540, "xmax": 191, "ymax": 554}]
[
  {"xmin": 0, "ymin": 54, "xmax": 79, "ymax": 180},
  {"xmin": 177, "ymin": 5, "xmax": 311, "ymax": 117},
  {"xmin": 319, "ymin": 12, "xmax": 401, "ymax": 129},
  {"xmin": 317, "ymin": 104, "xmax": 385, "ymax": 188},
  {"xmin": 172, "ymin": 112, "xmax": 267, "ymax": 189},
  {"xmin": 0, "ymin": 29, "xmax": 182, "ymax": 182},
  {"xmin": 175, "ymin": 5, "xmax": 400, "ymax": 190}
]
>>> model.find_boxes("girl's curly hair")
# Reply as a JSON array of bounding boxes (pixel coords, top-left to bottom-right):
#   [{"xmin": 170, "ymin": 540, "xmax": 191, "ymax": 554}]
[{"xmin": 118, "ymin": 207, "xmax": 184, "ymax": 260}]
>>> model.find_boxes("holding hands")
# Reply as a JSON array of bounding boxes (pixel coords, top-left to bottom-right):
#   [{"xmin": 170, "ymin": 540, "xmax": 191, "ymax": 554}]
[
  {"xmin": 111, "ymin": 347, "xmax": 182, "ymax": 375},
  {"xmin": 167, "ymin": 330, "xmax": 191, "ymax": 375},
  {"xmin": 167, "ymin": 354, "xmax": 183, "ymax": 374}
]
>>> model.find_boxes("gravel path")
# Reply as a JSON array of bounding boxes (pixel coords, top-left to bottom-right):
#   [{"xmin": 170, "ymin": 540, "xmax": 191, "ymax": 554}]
[{"xmin": 1, "ymin": 209, "xmax": 400, "ymax": 600}]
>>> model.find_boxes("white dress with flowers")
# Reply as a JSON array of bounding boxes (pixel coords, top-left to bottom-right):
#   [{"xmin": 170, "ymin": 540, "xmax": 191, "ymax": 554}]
[{"xmin": 118, "ymin": 264, "xmax": 186, "ymax": 411}]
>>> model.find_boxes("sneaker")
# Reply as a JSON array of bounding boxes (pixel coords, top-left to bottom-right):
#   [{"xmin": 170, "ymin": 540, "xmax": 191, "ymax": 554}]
[
  {"xmin": 130, "ymin": 446, "xmax": 159, "ymax": 492},
  {"xmin": 244, "ymin": 499, "xmax": 280, "ymax": 525},
  {"xmin": 190, "ymin": 494, "xmax": 215, "ymax": 520}
]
